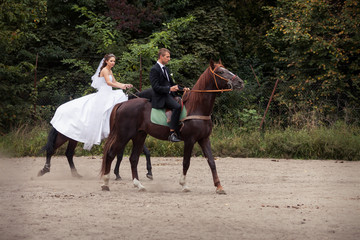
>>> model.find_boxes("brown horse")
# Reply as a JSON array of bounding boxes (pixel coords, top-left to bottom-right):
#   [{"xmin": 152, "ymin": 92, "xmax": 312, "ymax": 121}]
[
  {"xmin": 100, "ymin": 60, "xmax": 244, "ymax": 194},
  {"xmin": 37, "ymin": 124, "xmax": 152, "ymax": 179},
  {"xmin": 37, "ymin": 82, "xmax": 157, "ymax": 179}
]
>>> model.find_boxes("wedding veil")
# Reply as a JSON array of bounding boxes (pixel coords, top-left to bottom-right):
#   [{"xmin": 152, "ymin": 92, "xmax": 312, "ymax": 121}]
[{"xmin": 91, "ymin": 58, "xmax": 105, "ymax": 90}]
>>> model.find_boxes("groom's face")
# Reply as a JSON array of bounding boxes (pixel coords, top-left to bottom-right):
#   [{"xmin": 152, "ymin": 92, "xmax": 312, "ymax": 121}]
[{"xmin": 159, "ymin": 52, "xmax": 170, "ymax": 65}]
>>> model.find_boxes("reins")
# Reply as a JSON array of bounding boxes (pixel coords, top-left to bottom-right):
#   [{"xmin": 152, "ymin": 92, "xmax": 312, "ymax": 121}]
[
  {"xmin": 181, "ymin": 65, "xmax": 236, "ymax": 122},
  {"xmin": 126, "ymin": 86, "xmax": 142, "ymax": 99},
  {"xmin": 126, "ymin": 65, "xmax": 238, "ymax": 122},
  {"xmin": 127, "ymin": 65, "xmax": 236, "ymax": 97},
  {"xmin": 183, "ymin": 65, "xmax": 234, "ymax": 93}
]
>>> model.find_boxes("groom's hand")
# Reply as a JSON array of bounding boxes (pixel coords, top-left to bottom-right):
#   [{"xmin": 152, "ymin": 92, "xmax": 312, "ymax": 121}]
[{"xmin": 170, "ymin": 85, "xmax": 179, "ymax": 92}]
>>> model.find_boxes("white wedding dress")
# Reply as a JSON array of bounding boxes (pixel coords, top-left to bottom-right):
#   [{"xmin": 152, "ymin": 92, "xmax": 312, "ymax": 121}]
[{"xmin": 50, "ymin": 64, "xmax": 128, "ymax": 150}]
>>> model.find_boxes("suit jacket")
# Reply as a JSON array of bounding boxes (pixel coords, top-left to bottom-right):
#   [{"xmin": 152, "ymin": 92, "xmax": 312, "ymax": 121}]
[{"xmin": 150, "ymin": 63, "xmax": 182, "ymax": 108}]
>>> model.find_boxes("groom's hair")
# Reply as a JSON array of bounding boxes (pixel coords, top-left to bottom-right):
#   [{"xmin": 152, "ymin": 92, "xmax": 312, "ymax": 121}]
[{"xmin": 158, "ymin": 48, "xmax": 170, "ymax": 59}]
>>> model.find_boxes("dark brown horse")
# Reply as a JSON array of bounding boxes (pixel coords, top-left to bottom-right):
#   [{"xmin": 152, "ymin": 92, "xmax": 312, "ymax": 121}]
[
  {"xmin": 100, "ymin": 60, "xmax": 244, "ymax": 194},
  {"xmin": 37, "ymin": 122, "xmax": 152, "ymax": 179},
  {"xmin": 37, "ymin": 88, "xmax": 155, "ymax": 180}
]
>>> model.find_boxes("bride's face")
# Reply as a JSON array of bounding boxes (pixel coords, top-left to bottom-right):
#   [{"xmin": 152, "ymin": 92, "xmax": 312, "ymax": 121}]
[{"xmin": 107, "ymin": 57, "xmax": 116, "ymax": 68}]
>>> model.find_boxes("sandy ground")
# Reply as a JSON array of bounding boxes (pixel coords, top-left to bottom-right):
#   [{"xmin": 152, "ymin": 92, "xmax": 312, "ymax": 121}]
[{"xmin": 0, "ymin": 155, "xmax": 359, "ymax": 240}]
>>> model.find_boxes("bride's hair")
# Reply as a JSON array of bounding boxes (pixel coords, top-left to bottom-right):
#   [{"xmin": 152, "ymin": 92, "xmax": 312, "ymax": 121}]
[{"xmin": 99, "ymin": 53, "xmax": 116, "ymax": 76}]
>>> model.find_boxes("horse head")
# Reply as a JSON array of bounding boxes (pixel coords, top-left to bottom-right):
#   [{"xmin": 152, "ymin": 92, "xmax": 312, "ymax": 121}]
[{"xmin": 209, "ymin": 59, "xmax": 244, "ymax": 91}]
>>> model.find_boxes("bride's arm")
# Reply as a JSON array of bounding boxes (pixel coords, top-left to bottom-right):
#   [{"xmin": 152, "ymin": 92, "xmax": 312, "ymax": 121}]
[
  {"xmin": 102, "ymin": 69, "xmax": 132, "ymax": 89},
  {"xmin": 110, "ymin": 73, "xmax": 133, "ymax": 89}
]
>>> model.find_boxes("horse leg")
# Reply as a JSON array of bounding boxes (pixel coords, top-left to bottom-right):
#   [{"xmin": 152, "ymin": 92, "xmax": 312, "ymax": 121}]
[
  {"xmin": 38, "ymin": 151, "xmax": 53, "ymax": 177},
  {"xmin": 179, "ymin": 140, "xmax": 196, "ymax": 192},
  {"xmin": 65, "ymin": 139, "xmax": 81, "ymax": 178},
  {"xmin": 143, "ymin": 144, "xmax": 153, "ymax": 180},
  {"xmin": 114, "ymin": 144, "xmax": 151, "ymax": 181},
  {"xmin": 114, "ymin": 150, "xmax": 125, "ymax": 180},
  {"xmin": 198, "ymin": 137, "xmax": 226, "ymax": 194},
  {"xmin": 101, "ymin": 146, "xmax": 121, "ymax": 191},
  {"xmin": 130, "ymin": 134, "xmax": 147, "ymax": 191},
  {"xmin": 38, "ymin": 128, "xmax": 67, "ymax": 177}
]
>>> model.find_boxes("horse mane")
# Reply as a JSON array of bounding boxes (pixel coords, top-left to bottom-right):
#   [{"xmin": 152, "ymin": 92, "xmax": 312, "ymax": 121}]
[{"xmin": 183, "ymin": 65, "xmax": 218, "ymax": 114}]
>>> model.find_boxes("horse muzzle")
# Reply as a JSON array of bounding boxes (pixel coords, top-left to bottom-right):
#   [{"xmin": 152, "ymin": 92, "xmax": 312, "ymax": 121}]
[{"xmin": 231, "ymin": 76, "xmax": 245, "ymax": 90}]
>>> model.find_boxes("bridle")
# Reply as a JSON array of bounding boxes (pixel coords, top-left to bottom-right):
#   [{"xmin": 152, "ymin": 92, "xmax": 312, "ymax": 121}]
[
  {"xmin": 180, "ymin": 65, "xmax": 238, "ymax": 122},
  {"xmin": 185, "ymin": 65, "xmax": 237, "ymax": 93}
]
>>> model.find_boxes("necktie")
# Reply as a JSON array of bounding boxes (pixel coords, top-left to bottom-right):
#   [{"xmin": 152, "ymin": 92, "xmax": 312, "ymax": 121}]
[{"xmin": 162, "ymin": 67, "xmax": 170, "ymax": 82}]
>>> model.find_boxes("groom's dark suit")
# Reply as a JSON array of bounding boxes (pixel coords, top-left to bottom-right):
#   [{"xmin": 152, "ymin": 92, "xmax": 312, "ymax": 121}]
[{"xmin": 150, "ymin": 62, "xmax": 183, "ymax": 131}]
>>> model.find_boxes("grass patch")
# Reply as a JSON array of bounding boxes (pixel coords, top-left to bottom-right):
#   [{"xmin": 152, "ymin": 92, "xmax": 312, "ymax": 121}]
[
  {"xmin": 260, "ymin": 123, "xmax": 360, "ymax": 160},
  {"xmin": 0, "ymin": 122, "xmax": 359, "ymax": 160}
]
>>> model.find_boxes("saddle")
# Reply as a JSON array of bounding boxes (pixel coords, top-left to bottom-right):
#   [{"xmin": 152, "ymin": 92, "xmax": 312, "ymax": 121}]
[
  {"xmin": 151, "ymin": 97, "xmax": 187, "ymax": 127},
  {"xmin": 165, "ymin": 96, "xmax": 182, "ymax": 123}
]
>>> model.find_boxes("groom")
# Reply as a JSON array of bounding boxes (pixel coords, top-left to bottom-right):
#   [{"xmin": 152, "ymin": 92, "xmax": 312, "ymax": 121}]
[{"xmin": 150, "ymin": 48, "xmax": 185, "ymax": 142}]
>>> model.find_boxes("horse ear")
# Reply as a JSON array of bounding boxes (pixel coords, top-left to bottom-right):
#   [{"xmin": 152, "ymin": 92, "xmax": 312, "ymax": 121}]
[
  {"xmin": 219, "ymin": 58, "xmax": 222, "ymax": 65},
  {"xmin": 209, "ymin": 59, "xmax": 215, "ymax": 69}
]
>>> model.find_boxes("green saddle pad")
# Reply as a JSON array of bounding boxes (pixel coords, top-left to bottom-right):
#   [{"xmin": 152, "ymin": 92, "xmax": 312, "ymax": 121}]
[{"xmin": 151, "ymin": 106, "xmax": 187, "ymax": 127}]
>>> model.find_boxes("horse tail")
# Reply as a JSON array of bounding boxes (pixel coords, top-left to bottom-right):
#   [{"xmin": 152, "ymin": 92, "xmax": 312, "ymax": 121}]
[
  {"xmin": 40, "ymin": 127, "xmax": 58, "ymax": 154},
  {"xmin": 109, "ymin": 103, "xmax": 122, "ymax": 131},
  {"xmin": 100, "ymin": 103, "xmax": 123, "ymax": 176}
]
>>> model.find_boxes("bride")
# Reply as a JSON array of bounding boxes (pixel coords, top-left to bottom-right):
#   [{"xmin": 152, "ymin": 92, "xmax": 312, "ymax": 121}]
[{"xmin": 50, "ymin": 53, "xmax": 133, "ymax": 150}]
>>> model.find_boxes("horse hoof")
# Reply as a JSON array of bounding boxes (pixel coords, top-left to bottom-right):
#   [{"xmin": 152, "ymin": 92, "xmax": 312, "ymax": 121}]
[
  {"xmin": 216, "ymin": 189, "xmax": 226, "ymax": 195},
  {"xmin": 101, "ymin": 185, "xmax": 110, "ymax": 191},
  {"xmin": 115, "ymin": 176, "xmax": 122, "ymax": 181},
  {"xmin": 71, "ymin": 170, "xmax": 82, "ymax": 178},
  {"xmin": 37, "ymin": 168, "xmax": 50, "ymax": 177},
  {"xmin": 182, "ymin": 186, "xmax": 191, "ymax": 192},
  {"xmin": 138, "ymin": 187, "xmax": 146, "ymax": 192},
  {"xmin": 146, "ymin": 173, "xmax": 153, "ymax": 180},
  {"xmin": 37, "ymin": 170, "xmax": 44, "ymax": 177}
]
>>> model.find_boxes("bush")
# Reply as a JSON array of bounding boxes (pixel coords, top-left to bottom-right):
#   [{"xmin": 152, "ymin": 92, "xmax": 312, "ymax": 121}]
[
  {"xmin": 0, "ymin": 121, "xmax": 359, "ymax": 160},
  {"xmin": 261, "ymin": 123, "xmax": 360, "ymax": 160}
]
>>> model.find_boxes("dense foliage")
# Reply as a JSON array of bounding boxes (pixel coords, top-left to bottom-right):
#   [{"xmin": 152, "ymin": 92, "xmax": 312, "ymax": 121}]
[
  {"xmin": 265, "ymin": 0, "xmax": 360, "ymax": 126},
  {"xmin": 1, "ymin": 0, "xmax": 359, "ymax": 136}
]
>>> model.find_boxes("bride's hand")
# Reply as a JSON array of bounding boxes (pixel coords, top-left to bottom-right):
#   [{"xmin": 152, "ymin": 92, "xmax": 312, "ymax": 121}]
[{"xmin": 122, "ymin": 83, "xmax": 133, "ymax": 89}]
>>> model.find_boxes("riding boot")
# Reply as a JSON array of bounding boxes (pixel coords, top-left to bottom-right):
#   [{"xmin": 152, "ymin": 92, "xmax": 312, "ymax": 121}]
[{"xmin": 168, "ymin": 131, "xmax": 181, "ymax": 142}]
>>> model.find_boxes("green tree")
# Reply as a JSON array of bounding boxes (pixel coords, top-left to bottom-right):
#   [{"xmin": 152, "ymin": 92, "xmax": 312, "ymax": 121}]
[
  {"xmin": 115, "ymin": 15, "xmax": 197, "ymax": 89},
  {"xmin": 0, "ymin": 0, "xmax": 47, "ymax": 132},
  {"xmin": 35, "ymin": 1, "xmax": 125, "ymax": 122},
  {"xmin": 265, "ymin": 0, "xmax": 360, "ymax": 126}
]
